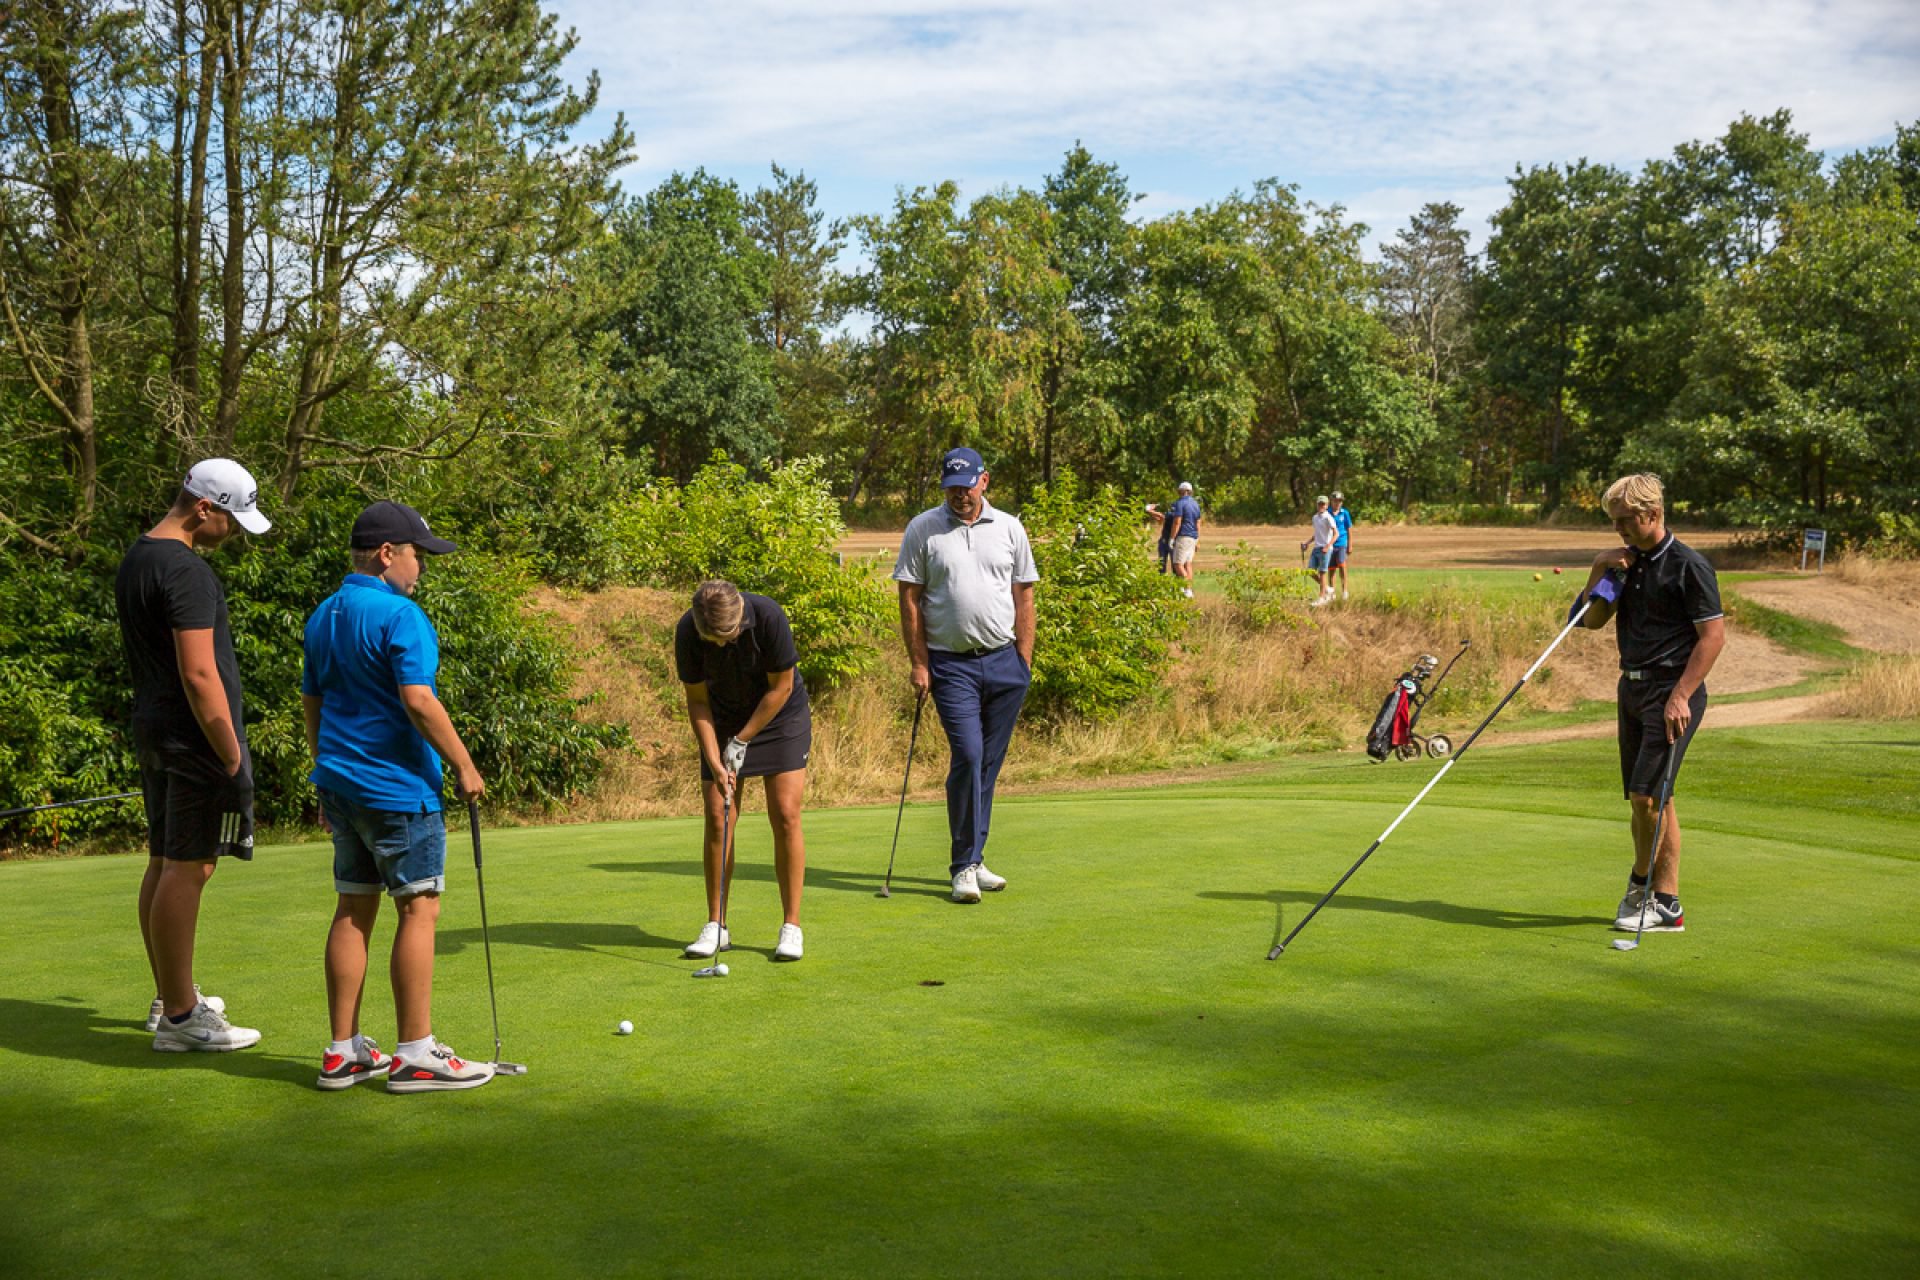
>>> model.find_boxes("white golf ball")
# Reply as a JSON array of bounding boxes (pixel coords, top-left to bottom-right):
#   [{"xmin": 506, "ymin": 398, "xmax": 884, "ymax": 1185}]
[
  {"xmin": 715, "ymin": 963, "xmax": 729, "ymax": 977},
  {"xmin": 617, "ymin": 1019, "xmax": 633, "ymax": 1035}
]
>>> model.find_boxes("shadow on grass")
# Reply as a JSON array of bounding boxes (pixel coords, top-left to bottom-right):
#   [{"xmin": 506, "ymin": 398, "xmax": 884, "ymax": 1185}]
[
  {"xmin": 588, "ymin": 860, "xmax": 954, "ymax": 902},
  {"xmin": 436, "ymin": 920, "xmax": 686, "ymax": 968},
  {"xmin": 0, "ymin": 997, "xmax": 311, "ymax": 1087},
  {"xmin": 1200, "ymin": 886, "xmax": 1598, "ymax": 934}
]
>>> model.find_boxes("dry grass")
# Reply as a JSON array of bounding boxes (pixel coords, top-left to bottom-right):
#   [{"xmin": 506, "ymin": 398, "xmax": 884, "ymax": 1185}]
[
  {"xmin": 523, "ymin": 584, "xmax": 1638, "ymax": 824},
  {"xmin": 1822, "ymin": 653, "xmax": 1920, "ymax": 721}
]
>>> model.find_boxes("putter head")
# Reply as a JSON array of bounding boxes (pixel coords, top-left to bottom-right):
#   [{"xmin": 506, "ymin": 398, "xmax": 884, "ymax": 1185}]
[
  {"xmin": 1611, "ymin": 939, "xmax": 1637, "ymax": 951},
  {"xmin": 877, "ymin": 885, "xmax": 891, "ymax": 899},
  {"xmin": 493, "ymin": 1060, "xmax": 528, "ymax": 1075}
]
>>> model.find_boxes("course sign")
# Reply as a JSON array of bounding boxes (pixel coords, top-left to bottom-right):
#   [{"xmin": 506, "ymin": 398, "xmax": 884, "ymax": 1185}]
[{"xmin": 1801, "ymin": 528, "xmax": 1827, "ymax": 573}]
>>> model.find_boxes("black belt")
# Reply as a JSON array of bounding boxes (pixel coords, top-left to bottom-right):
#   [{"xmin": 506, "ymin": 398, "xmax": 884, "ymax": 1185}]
[
  {"xmin": 1623, "ymin": 665, "xmax": 1686, "ymax": 681},
  {"xmin": 945, "ymin": 643, "xmax": 1012, "ymax": 658}
]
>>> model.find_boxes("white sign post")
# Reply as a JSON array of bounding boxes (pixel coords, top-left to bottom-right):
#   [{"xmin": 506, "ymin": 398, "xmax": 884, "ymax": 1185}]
[{"xmin": 1801, "ymin": 528, "xmax": 1827, "ymax": 573}]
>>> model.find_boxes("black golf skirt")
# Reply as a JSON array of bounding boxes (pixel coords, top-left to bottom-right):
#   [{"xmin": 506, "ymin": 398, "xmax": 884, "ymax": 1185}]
[
  {"xmin": 1618, "ymin": 675, "xmax": 1706, "ymax": 799},
  {"xmin": 699, "ymin": 709, "xmax": 813, "ymax": 782}
]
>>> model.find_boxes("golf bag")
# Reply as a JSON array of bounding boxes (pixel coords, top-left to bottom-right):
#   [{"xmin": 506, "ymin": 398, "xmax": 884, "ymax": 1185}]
[{"xmin": 1365, "ymin": 641, "xmax": 1469, "ymax": 762}]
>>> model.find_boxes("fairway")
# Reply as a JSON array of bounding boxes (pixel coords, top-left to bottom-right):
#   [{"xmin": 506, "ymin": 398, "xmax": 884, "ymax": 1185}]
[{"xmin": 3, "ymin": 723, "xmax": 1916, "ymax": 1276}]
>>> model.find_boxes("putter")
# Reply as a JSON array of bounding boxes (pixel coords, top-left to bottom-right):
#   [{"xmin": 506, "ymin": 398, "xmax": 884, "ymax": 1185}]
[
  {"xmin": 0, "ymin": 790, "xmax": 139, "ymax": 820},
  {"xmin": 694, "ymin": 781, "xmax": 737, "ymax": 978},
  {"xmin": 1613, "ymin": 745, "xmax": 1681, "ymax": 953},
  {"xmin": 1270, "ymin": 595, "xmax": 1599, "ymax": 959},
  {"xmin": 467, "ymin": 797, "xmax": 526, "ymax": 1074},
  {"xmin": 879, "ymin": 691, "xmax": 928, "ymax": 898}
]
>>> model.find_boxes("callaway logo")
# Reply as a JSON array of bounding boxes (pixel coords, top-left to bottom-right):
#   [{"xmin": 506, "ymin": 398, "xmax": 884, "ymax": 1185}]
[{"xmin": 945, "ymin": 459, "xmax": 969, "ymax": 473}]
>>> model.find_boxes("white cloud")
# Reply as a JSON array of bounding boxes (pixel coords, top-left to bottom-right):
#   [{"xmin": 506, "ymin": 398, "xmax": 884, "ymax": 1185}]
[{"xmin": 550, "ymin": 0, "xmax": 1920, "ymax": 225}]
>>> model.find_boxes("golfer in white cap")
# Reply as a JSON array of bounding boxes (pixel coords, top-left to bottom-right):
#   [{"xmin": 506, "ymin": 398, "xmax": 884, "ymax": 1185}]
[
  {"xmin": 1166, "ymin": 482, "xmax": 1202, "ymax": 598},
  {"xmin": 115, "ymin": 458, "xmax": 271, "ymax": 1053}
]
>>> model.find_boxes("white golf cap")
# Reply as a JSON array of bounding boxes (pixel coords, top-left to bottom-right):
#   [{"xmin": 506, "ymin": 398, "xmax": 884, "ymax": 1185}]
[
  {"xmin": 183, "ymin": 458, "xmax": 271, "ymax": 534},
  {"xmin": 1315, "ymin": 494, "xmax": 1329, "ymax": 505},
  {"xmin": 1178, "ymin": 480, "xmax": 1194, "ymax": 492}
]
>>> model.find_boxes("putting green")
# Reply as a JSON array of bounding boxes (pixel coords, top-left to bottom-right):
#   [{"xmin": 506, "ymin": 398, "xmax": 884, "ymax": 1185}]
[{"xmin": 2, "ymin": 722, "xmax": 1915, "ymax": 1276}]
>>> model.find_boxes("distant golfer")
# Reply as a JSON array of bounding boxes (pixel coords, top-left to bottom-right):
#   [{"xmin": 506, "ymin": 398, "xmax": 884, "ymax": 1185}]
[
  {"xmin": 1306, "ymin": 495, "xmax": 1337, "ymax": 606},
  {"xmin": 675, "ymin": 579, "xmax": 812, "ymax": 962},
  {"xmin": 1574, "ymin": 474, "xmax": 1725, "ymax": 933},
  {"xmin": 302, "ymin": 501, "xmax": 492, "ymax": 1092},
  {"xmin": 893, "ymin": 447, "xmax": 1038, "ymax": 903},
  {"xmin": 1143, "ymin": 502, "xmax": 1175, "ymax": 574},
  {"xmin": 1328, "ymin": 491, "xmax": 1354, "ymax": 600},
  {"xmin": 1165, "ymin": 481, "xmax": 1201, "ymax": 598},
  {"xmin": 115, "ymin": 458, "xmax": 269, "ymax": 1053}
]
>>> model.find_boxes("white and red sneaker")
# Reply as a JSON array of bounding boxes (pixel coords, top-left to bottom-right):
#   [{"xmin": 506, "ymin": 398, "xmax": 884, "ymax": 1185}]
[
  {"xmin": 386, "ymin": 1040, "xmax": 495, "ymax": 1093},
  {"xmin": 317, "ymin": 1037, "xmax": 393, "ymax": 1091}
]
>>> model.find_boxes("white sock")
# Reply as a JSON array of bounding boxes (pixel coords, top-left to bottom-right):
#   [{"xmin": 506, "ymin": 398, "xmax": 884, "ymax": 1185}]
[
  {"xmin": 328, "ymin": 1038, "xmax": 355, "ymax": 1058},
  {"xmin": 398, "ymin": 1035, "xmax": 435, "ymax": 1060},
  {"xmin": 352, "ymin": 1033, "xmax": 377, "ymax": 1055}
]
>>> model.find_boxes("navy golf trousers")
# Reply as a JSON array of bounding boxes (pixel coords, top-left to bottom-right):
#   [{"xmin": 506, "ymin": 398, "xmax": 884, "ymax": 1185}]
[{"xmin": 928, "ymin": 644, "xmax": 1030, "ymax": 875}]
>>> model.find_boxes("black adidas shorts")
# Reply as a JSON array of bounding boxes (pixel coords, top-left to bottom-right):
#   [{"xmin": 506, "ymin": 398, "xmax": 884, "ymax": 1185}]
[
  {"xmin": 138, "ymin": 750, "xmax": 255, "ymax": 862},
  {"xmin": 1617, "ymin": 675, "xmax": 1707, "ymax": 801}
]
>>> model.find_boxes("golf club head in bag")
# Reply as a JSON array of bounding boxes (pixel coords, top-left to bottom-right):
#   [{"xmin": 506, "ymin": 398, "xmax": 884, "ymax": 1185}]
[{"xmin": 468, "ymin": 797, "xmax": 526, "ymax": 1074}]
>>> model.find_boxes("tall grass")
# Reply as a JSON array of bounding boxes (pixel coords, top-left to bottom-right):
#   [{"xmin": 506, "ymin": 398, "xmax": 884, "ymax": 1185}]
[
  {"xmin": 1822, "ymin": 654, "xmax": 1920, "ymax": 721},
  {"xmin": 529, "ymin": 581, "xmax": 1624, "ymax": 826}
]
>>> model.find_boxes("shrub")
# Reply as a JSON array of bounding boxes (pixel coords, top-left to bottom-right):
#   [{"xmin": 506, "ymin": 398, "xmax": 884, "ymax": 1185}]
[
  {"xmin": 1019, "ymin": 474, "xmax": 1189, "ymax": 720},
  {"xmin": 606, "ymin": 454, "xmax": 891, "ymax": 689},
  {"xmin": 1217, "ymin": 541, "xmax": 1317, "ymax": 628}
]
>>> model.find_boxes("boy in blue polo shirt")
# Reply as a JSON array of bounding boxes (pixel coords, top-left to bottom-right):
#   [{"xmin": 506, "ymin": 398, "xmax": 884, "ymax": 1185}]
[{"xmin": 302, "ymin": 501, "xmax": 492, "ymax": 1093}]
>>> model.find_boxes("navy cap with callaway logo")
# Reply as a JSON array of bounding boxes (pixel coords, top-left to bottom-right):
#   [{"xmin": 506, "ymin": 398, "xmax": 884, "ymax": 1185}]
[
  {"xmin": 350, "ymin": 501, "xmax": 457, "ymax": 554},
  {"xmin": 940, "ymin": 447, "xmax": 986, "ymax": 488}
]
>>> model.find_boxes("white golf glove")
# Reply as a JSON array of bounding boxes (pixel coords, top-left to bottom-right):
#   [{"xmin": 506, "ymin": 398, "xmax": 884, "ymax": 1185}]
[{"xmin": 722, "ymin": 736, "xmax": 748, "ymax": 776}]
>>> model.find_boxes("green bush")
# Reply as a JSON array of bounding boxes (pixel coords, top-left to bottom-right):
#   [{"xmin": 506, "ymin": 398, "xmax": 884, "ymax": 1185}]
[
  {"xmin": 1218, "ymin": 542, "xmax": 1317, "ymax": 627},
  {"xmin": 0, "ymin": 658, "xmax": 139, "ymax": 845},
  {"xmin": 1020, "ymin": 475, "xmax": 1189, "ymax": 720},
  {"xmin": 607, "ymin": 454, "xmax": 891, "ymax": 689}
]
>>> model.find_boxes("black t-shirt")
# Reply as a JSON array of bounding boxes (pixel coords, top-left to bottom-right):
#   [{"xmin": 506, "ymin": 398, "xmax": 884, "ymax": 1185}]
[
  {"xmin": 114, "ymin": 536, "xmax": 247, "ymax": 762},
  {"xmin": 673, "ymin": 593, "xmax": 809, "ymax": 742},
  {"xmin": 1614, "ymin": 533, "xmax": 1724, "ymax": 670}
]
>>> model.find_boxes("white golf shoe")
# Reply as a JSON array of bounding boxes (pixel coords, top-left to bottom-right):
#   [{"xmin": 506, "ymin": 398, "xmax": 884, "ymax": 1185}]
[
  {"xmin": 146, "ymin": 986, "xmax": 224, "ymax": 1032},
  {"xmin": 774, "ymin": 923, "xmax": 804, "ymax": 961},
  {"xmin": 151, "ymin": 1001, "xmax": 261, "ymax": 1053},
  {"xmin": 685, "ymin": 921, "xmax": 732, "ymax": 958},
  {"xmin": 386, "ymin": 1039, "xmax": 495, "ymax": 1093},
  {"xmin": 1613, "ymin": 882, "xmax": 1653, "ymax": 930},
  {"xmin": 975, "ymin": 863, "xmax": 1007, "ymax": 892},
  {"xmin": 951, "ymin": 865, "xmax": 982, "ymax": 903}
]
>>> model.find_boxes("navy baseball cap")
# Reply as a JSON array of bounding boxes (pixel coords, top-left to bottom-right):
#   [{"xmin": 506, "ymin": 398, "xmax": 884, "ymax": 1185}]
[
  {"xmin": 350, "ymin": 501, "xmax": 457, "ymax": 554},
  {"xmin": 940, "ymin": 447, "xmax": 986, "ymax": 488}
]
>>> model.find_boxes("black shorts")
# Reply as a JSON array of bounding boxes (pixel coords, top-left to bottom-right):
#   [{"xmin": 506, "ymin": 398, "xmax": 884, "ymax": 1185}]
[
  {"xmin": 1618, "ymin": 675, "xmax": 1707, "ymax": 800},
  {"xmin": 699, "ymin": 710, "xmax": 813, "ymax": 782},
  {"xmin": 138, "ymin": 750, "xmax": 255, "ymax": 861}
]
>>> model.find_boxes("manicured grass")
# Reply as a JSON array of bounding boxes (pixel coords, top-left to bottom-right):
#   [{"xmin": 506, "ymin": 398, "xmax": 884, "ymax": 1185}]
[{"xmin": 3, "ymin": 722, "xmax": 1917, "ymax": 1276}]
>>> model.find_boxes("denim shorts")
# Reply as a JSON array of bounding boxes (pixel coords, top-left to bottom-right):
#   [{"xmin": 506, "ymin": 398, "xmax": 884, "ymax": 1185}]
[
  {"xmin": 319, "ymin": 789, "xmax": 447, "ymax": 898},
  {"xmin": 1308, "ymin": 548, "xmax": 1331, "ymax": 571}
]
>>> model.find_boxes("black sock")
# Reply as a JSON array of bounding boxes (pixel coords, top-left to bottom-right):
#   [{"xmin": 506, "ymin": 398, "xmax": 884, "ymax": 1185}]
[
  {"xmin": 1655, "ymin": 891, "xmax": 1679, "ymax": 908},
  {"xmin": 166, "ymin": 1010, "xmax": 193, "ymax": 1026},
  {"xmin": 1629, "ymin": 871, "xmax": 1649, "ymax": 888}
]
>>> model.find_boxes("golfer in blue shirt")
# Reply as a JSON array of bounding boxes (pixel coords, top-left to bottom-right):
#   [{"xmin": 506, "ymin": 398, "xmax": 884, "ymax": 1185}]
[
  {"xmin": 1329, "ymin": 491, "xmax": 1354, "ymax": 600},
  {"xmin": 302, "ymin": 501, "xmax": 492, "ymax": 1094}
]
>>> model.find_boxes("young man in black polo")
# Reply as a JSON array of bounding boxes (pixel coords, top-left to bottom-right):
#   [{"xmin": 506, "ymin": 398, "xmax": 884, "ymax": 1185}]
[
  {"xmin": 1574, "ymin": 473, "xmax": 1726, "ymax": 933},
  {"xmin": 116, "ymin": 459, "xmax": 270, "ymax": 1052}
]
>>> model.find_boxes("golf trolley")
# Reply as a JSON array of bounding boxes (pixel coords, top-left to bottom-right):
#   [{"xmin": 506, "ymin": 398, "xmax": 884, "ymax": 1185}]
[{"xmin": 1366, "ymin": 640, "xmax": 1469, "ymax": 763}]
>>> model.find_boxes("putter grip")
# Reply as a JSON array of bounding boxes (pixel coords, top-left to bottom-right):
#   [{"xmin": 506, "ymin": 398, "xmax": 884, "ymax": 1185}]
[{"xmin": 467, "ymin": 797, "xmax": 482, "ymax": 868}]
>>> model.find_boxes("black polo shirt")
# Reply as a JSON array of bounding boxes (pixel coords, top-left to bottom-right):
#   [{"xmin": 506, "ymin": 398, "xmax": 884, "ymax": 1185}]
[
  {"xmin": 1614, "ymin": 533, "xmax": 1723, "ymax": 671},
  {"xmin": 673, "ymin": 592, "xmax": 809, "ymax": 741}
]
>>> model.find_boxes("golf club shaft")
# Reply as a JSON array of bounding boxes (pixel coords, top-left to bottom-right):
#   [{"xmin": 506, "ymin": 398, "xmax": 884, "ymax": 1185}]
[
  {"xmin": 1270, "ymin": 599, "xmax": 1595, "ymax": 960},
  {"xmin": 718, "ymin": 782, "xmax": 736, "ymax": 930},
  {"xmin": 881, "ymin": 693, "xmax": 926, "ymax": 896},
  {"xmin": 1629, "ymin": 742, "xmax": 1682, "ymax": 943},
  {"xmin": 468, "ymin": 797, "xmax": 505, "ymax": 1061},
  {"xmin": 0, "ymin": 791, "xmax": 139, "ymax": 821}
]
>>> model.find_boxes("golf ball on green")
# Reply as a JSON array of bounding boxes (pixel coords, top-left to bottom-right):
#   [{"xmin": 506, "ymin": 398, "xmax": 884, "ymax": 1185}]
[
  {"xmin": 617, "ymin": 1019, "xmax": 633, "ymax": 1035},
  {"xmin": 715, "ymin": 963, "xmax": 729, "ymax": 976}
]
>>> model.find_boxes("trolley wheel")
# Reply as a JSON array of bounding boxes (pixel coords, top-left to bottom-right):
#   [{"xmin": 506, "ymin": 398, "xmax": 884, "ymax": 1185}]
[
  {"xmin": 1426, "ymin": 734, "xmax": 1454, "ymax": 759},
  {"xmin": 1396, "ymin": 741, "xmax": 1422, "ymax": 761}
]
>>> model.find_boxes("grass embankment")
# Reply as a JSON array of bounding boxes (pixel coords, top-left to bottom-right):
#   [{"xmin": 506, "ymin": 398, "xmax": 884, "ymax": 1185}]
[{"xmin": 1, "ymin": 723, "xmax": 1915, "ymax": 1275}]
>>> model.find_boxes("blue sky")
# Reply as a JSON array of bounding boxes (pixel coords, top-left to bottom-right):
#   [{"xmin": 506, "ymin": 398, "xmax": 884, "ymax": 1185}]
[{"xmin": 546, "ymin": 0, "xmax": 1919, "ymax": 254}]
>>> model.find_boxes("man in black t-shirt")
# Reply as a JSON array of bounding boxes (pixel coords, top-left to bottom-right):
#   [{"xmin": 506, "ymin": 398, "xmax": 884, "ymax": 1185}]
[
  {"xmin": 115, "ymin": 458, "xmax": 272, "ymax": 1053},
  {"xmin": 1574, "ymin": 473, "xmax": 1726, "ymax": 935}
]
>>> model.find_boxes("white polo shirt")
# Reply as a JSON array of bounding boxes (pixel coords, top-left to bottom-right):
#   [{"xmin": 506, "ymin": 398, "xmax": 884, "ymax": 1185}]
[{"xmin": 892, "ymin": 500, "xmax": 1040, "ymax": 653}]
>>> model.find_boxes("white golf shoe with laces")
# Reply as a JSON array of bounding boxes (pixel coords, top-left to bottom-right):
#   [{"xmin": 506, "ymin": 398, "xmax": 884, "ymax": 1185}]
[
  {"xmin": 974, "ymin": 863, "xmax": 1007, "ymax": 892},
  {"xmin": 774, "ymin": 923, "xmax": 804, "ymax": 961},
  {"xmin": 685, "ymin": 920, "xmax": 731, "ymax": 958},
  {"xmin": 951, "ymin": 865, "xmax": 982, "ymax": 903}
]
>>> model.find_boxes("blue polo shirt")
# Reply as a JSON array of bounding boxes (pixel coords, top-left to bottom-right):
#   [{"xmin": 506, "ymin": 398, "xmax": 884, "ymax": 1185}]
[
  {"xmin": 1333, "ymin": 508, "xmax": 1353, "ymax": 549},
  {"xmin": 302, "ymin": 573, "xmax": 444, "ymax": 812},
  {"xmin": 1171, "ymin": 495, "xmax": 1201, "ymax": 539}
]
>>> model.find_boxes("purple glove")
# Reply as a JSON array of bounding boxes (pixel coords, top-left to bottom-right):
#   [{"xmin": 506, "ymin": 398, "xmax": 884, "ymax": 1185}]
[{"xmin": 1568, "ymin": 571, "xmax": 1624, "ymax": 623}]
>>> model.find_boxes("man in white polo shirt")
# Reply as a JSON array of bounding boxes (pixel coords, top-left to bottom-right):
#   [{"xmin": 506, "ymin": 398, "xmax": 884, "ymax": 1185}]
[{"xmin": 893, "ymin": 447, "xmax": 1039, "ymax": 903}]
